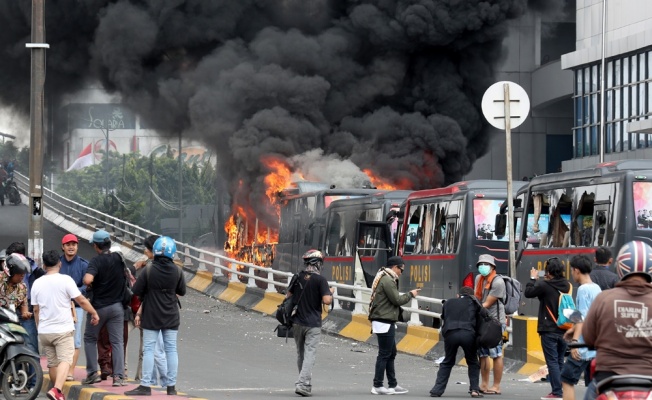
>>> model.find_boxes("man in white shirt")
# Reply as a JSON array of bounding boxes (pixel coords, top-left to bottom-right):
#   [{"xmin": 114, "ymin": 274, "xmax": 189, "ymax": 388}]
[{"xmin": 32, "ymin": 250, "xmax": 99, "ymax": 400}]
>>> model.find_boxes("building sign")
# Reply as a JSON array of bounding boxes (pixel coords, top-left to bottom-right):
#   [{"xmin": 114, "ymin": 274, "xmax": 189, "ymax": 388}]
[{"xmin": 66, "ymin": 103, "xmax": 136, "ymax": 130}]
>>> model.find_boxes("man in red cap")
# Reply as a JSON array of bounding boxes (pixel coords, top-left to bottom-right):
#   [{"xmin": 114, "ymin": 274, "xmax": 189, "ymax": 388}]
[{"xmin": 59, "ymin": 233, "xmax": 89, "ymax": 381}]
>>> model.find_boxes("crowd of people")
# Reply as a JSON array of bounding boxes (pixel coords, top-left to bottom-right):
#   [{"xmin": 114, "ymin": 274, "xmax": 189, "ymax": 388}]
[{"xmin": 0, "ymin": 229, "xmax": 186, "ymax": 400}]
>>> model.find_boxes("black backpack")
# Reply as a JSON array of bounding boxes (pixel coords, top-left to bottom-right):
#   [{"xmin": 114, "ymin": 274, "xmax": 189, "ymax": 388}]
[
  {"xmin": 472, "ymin": 297, "xmax": 503, "ymax": 349},
  {"xmin": 274, "ymin": 274, "xmax": 304, "ymax": 341}
]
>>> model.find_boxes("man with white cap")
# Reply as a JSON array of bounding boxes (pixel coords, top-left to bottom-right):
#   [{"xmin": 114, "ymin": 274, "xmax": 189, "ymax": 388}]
[
  {"xmin": 59, "ymin": 233, "xmax": 89, "ymax": 381},
  {"xmin": 473, "ymin": 254, "xmax": 506, "ymax": 395}
]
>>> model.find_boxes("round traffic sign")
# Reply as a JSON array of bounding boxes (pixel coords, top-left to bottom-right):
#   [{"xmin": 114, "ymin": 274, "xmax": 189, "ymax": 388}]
[{"xmin": 481, "ymin": 81, "xmax": 530, "ymax": 130}]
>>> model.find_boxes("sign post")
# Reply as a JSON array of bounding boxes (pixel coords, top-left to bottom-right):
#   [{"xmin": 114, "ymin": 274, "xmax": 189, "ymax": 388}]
[{"xmin": 481, "ymin": 81, "xmax": 530, "ymax": 278}]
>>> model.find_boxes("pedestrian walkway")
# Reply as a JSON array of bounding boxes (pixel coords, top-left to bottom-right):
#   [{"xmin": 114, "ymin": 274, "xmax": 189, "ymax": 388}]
[{"xmin": 40, "ymin": 357, "xmax": 208, "ymax": 400}]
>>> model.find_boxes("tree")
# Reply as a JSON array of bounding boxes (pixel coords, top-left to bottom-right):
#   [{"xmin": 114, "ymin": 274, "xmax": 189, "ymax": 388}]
[{"xmin": 57, "ymin": 149, "xmax": 217, "ymax": 241}]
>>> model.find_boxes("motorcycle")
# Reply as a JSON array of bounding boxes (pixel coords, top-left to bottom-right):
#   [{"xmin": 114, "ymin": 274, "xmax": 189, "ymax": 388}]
[
  {"xmin": 3, "ymin": 179, "xmax": 21, "ymax": 206},
  {"xmin": 565, "ymin": 310, "xmax": 652, "ymax": 400},
  {"xmin": 0, "ymin": 307, "xmax": 43, "ymax": 400}
]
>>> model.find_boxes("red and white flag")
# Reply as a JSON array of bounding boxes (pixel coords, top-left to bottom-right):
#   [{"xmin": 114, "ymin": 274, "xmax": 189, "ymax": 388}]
[{"xmin": 66, "ymin": 143, "xmax": 94, "ymax": 171}]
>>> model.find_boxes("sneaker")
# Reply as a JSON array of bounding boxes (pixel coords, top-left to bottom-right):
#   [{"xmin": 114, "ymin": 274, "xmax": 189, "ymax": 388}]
[
  {"xmin": 47, "ymin": 387, "xmax": 65, "ymax": 400},
  {"xmin": 167, "ymin": 386, "xmax": 177, "ymax": 395},
  {"xmin": 541, "ymin": 394, "xmax": 562, "ymax": 400},
  {"xmin": 81, "ymin": 372, "xmax": 101, "ymax": 384},
  {"xmin": 371, "ymin": 386, "xmax": 392, "ymax": 395},
  {"xmin": 112, "ymin": 377, "xmax": 126, "ymax": 387},
  {"xmin": 295, "ymin": 385, "xmax": 312, "ymax": 397},
  {"xmin": 124, "ymin": 385, "xmax": 152, "ymax": 396},
  {"xmin": 388, "ymin": 385, "xmax": 408, "ymax": 394}
]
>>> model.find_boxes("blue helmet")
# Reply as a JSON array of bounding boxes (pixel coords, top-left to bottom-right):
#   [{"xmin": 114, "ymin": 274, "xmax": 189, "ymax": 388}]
[{"xmin": 153, "ymin": 236, "xmax": 176, "ymax": 259}]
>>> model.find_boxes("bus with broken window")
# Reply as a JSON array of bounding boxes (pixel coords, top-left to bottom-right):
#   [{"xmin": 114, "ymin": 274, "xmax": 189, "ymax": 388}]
[
  {"xmin": 273, "ymin": 184, "xmax": 387, "ymax": 273},
  {"xmin": 319, "ymin": 190, "xmax": 412, "ymax": 308},
  {"xmin": 514, "ymin": 159, "xmax": 652, "ymax": 316},
  {"xmin": 355, "ymin": 180, "xmax": 526, "ymax": 323}
]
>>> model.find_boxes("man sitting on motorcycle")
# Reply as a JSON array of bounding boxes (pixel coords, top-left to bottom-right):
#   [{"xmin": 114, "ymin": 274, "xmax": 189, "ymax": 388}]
[{"xmin": 582, "ymin": 240, "xmax": 652, "ymax": 400}]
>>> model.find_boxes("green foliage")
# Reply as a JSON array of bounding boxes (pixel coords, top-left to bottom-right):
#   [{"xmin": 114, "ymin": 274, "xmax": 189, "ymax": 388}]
[{"xmin": 57, "ymin": 150, "xmax": 217, "ymax": 237}]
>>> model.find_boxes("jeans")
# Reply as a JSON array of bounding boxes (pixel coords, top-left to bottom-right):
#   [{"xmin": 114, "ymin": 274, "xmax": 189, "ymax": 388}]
[
  {"xmin": 73, "ymin": 306, "xmax": 84, "ymax": 349},
  {"xmin": 19, "ymin": 316, "xmax": 38, "ymax": 354},
  {"xmin": 293, "ymin": 324, "xmax": 321, "ymax": 389},
  {"xmin": 151, "ymin": 332, "xmax": 168, "ymax": 386},
  {"xmin": 373, "ymin": 323, "xmax": 397, "ymax": 389},
  {"xmin": 18, "ymin": 316, "xmax": 38, "ymax": 386},
  {"xmin": 431, "ymin": 329, "xmax": 480, "ymax": 395},
  {"xmin": 540, "ymin": 332, "xmax": 567, "ymax": 396},
  {"xmin": 84, "ymin": 303, "xmax": 125, "ymax": 378},
  {"xmin": 142, "ymin": 329, "xmax": 178, "ymax": 388}
]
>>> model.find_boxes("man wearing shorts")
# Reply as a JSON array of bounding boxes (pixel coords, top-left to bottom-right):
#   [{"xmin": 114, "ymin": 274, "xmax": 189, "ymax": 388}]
[
  {"xmin": 32, "ymin": 250, "xmax": 99, "ymax": 400},
  {"xmin": 59, "ymin": 233, "xmax": 89, "ymax": 381}
]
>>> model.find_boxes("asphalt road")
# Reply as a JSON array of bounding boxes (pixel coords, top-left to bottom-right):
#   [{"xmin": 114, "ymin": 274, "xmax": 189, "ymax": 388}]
[{"xmin": 1, "ymin": 203, "xmax": 587, "ymax": 400}]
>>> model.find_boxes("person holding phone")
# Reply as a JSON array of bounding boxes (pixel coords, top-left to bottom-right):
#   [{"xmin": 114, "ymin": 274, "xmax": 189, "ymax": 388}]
[{"xmin": 369, "ymin": 256, "xmax": 420, "ymax": 395}]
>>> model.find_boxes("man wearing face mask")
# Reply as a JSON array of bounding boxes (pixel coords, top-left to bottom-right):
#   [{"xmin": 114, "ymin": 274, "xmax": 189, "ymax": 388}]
[{"xmin": 473, "ymin": 254, "xmax": 506, "ymax": 395}]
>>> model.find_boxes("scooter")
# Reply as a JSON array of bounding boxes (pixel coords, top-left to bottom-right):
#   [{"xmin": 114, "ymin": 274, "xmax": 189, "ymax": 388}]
[
  {"xmin": 564, "ymin": 309, "xmax": 652, "ymax": 400},
  {"xmin": 0, "ymin": 307, "xmax": 43, "ymax": 400},
  {"xmin": 3, "ymin": 179, "xmax": 21, "ymax": 206}
]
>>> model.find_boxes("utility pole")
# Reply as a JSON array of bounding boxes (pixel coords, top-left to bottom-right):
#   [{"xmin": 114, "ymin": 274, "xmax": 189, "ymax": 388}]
[{"xmin": 26, "ymin": 0, "xmax": 47, "ymax": 266}]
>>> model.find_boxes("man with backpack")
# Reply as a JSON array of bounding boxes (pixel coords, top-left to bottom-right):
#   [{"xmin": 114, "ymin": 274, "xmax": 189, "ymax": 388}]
[
  {"xmin": 560, "ymin": 255, "xmax": 601, "ymax": 400},
  {"xmin": 287, "ymin": 249, "xmax": 333, "ymax": 397},
  {"xmin": 524, "ymin": 257, "xmax": 572, "ymax": 400},
  {"xmin": 473, "ymin": 254, "xmax": 506, "ymax": 395}
]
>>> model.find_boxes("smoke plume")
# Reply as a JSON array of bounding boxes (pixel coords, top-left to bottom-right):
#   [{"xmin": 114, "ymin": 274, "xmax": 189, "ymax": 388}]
[{"xmin": 0, "ymin": 0, "xmax": 563, "ymax": 220}]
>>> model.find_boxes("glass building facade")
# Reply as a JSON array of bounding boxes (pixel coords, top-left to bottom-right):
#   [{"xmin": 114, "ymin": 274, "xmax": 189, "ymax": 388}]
[{"xmin": 572, "ymin": 48, "xmax": 652, "ymax": 157}]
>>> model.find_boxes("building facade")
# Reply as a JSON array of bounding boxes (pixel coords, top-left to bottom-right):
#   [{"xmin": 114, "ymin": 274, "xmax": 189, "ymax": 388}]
[{"xmin": 467, "ymin": 0, "xmax": 652, "ymax": 180}]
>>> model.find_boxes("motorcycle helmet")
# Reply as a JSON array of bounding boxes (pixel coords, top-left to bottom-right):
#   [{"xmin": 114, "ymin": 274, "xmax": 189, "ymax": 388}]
[
  {"xmin": 302, "ymin": 249, "xmax": 324, "ymax": 269},
  {"xmin": 153, "ymin": 236, "xmax": 176, "ymax": 259},
  {"xmin": 616, "ymin": 240, "xmax": 652, "ymax": 283},
  {"xmin": 5, "ymin": 253, "xmax": 29, "ymax": 277}
]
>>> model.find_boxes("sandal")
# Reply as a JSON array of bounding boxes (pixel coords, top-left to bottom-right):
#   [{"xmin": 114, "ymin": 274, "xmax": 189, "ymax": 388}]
[
  {"xmin": 66, "ymin": 375, "xmax": 74, "ymax": 381},
  {"xmin": 470, "ymin": 390, "xmax": 484, "ymax": 398}
]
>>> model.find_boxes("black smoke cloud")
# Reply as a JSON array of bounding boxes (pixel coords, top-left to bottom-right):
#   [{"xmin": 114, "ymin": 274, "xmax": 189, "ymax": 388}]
[{"xmin": 0, "ymin": 0, "xmax": 563, "ymax": 224}]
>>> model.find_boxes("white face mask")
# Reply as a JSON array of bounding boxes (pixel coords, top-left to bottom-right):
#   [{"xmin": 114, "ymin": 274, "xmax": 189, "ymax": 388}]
[{"xmin": 478, "ymin": 264, "xmax": 492, "ymax": 277}]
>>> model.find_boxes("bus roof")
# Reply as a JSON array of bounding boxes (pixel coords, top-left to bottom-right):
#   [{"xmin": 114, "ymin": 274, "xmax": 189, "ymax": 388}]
[
  {"xmin": 527, "ymin": 159, "xmax": 652, "ymax": 187},
  {"xmin": 326, "ymin": 190, "xmax": 412, "ymax": 208},
  {"xmin": 278, "ymin": 187, "xmax": 386, "ymax": 202},
  {"xmin": 405, "ymin": 180, "xmax": 527, "ymax": 201}
]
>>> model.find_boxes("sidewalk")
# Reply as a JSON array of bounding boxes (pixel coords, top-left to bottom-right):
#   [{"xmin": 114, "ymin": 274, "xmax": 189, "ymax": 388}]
[{"xmin": 40, "ymin": 358, "xmax": 207, "ymax": 400}]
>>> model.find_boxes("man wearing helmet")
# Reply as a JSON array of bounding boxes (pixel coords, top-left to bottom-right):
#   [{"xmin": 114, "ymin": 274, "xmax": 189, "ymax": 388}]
[
  {"xmin": 582, "ymin": 240, "xmax": 652, "ymax": 400},
  {"xmin": 288, "ymin": 249, "xmax": 333, "ymax": 397},
  {"xmin": 0, "ymin": 252, "xmax": 31, "ymax": 318},
  {"xmin": 82, "ymin": 230, "xmax": 128, "ymax": 387},
  {"xmin": 125, "ymin": 236, "xmax": 186, "ymax": 397}
]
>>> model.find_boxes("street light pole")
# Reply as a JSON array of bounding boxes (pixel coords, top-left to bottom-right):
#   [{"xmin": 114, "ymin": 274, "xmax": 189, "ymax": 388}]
[
  {"xmin": 26, "ymin": 0, "xmax": 47, "ymax": 266},
  {"xmin": 178, "ymin": 132, "xmax": 183, "ymax": 243}
]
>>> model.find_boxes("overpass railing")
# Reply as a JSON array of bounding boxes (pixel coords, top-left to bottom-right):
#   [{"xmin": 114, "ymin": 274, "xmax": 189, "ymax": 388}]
[{"xmin": 14, "ymin": 172, "xmax": 449, "ymax": 327}]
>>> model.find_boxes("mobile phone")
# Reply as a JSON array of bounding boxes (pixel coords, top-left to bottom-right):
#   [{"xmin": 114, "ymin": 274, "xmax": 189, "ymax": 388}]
[{"xmin": 538, "ymin": 270, "xmax": 545, "ymax": 277}]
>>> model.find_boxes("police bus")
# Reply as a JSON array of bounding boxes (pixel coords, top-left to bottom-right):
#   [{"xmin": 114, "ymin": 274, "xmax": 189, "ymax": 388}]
[
  {"xmin": 355, "ymin": 180, "xmax": 526, "ymax": 322},
  {"xmin": 514, "ymin": 159, "xmax": 652, "ymax": 315},
  {"xmin": 273, "ymin": 184, "xmax": 386, "ymax": 273}
]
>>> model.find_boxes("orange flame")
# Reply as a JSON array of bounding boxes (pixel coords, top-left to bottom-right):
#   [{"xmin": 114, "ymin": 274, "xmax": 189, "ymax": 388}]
[
  {"xmin": 363, "ymin": 169, "xmax": 411, "ymax": 190},
  {"xmin": 263, "ymin": 156, "xmax": 294, "ymax": 211}
]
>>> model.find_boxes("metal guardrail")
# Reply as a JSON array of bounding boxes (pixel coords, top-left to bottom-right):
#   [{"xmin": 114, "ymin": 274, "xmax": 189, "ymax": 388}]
[{"xmin": 15, "ymin": 172, "xmax": 448, "ymax": 326}]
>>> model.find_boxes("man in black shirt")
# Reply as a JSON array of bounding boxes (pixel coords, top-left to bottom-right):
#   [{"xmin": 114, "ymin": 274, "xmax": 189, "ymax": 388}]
[
  {"xmin": 429, "ymin": 286, "xmax": 482, "ymax": 398},
  {"xmin": 289, "ymin": 250, "xmax": 333, "ymax": 397},
  {"xmin": 82, "ymin": 230, "xmax": 128, "ymax": 387}
]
